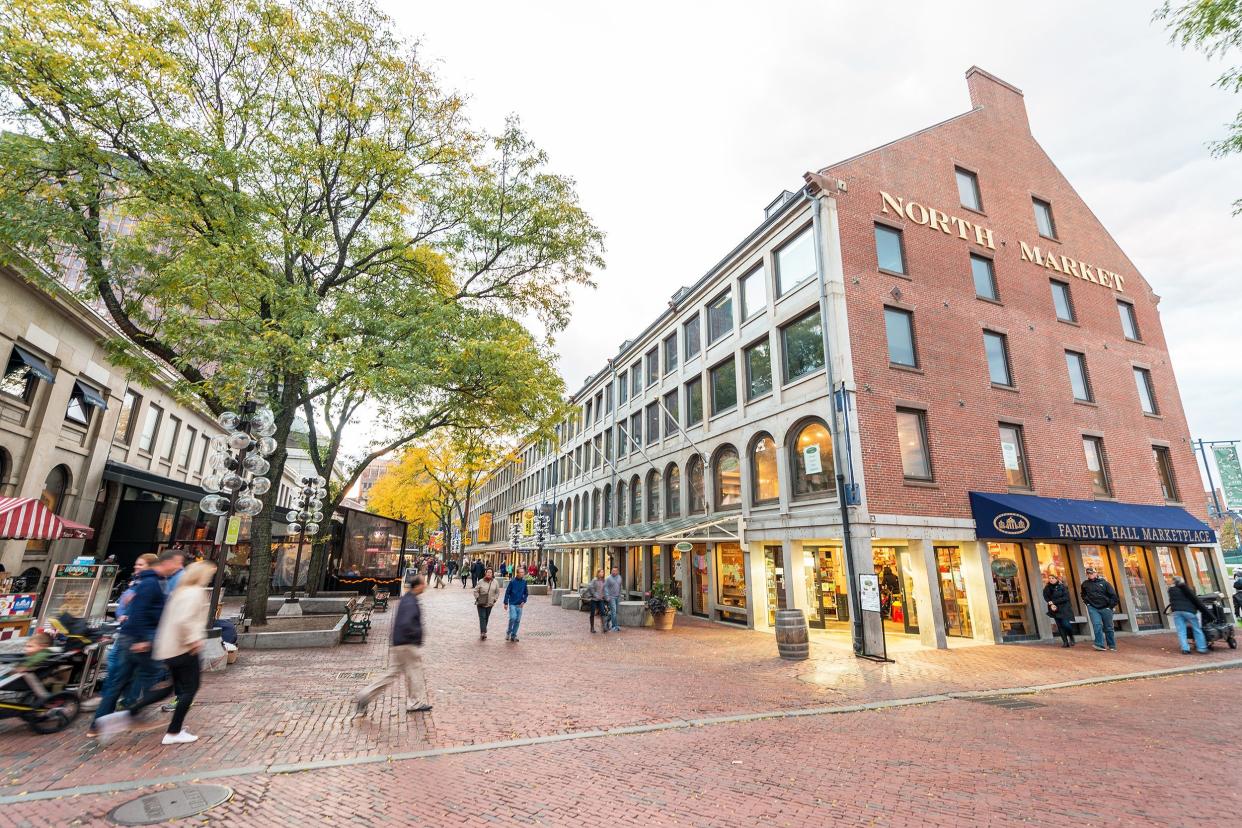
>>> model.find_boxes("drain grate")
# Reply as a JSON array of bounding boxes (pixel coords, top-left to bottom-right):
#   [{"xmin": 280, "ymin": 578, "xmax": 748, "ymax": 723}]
[
  {"xmin": 109, "ymin": 784, "xmax": 233, "ymax": 825},
  {"xmin": 969, "ymin": 696, "xmax": 1044, "ymax": 710},
  {"xmin": 335, "ymin": 671, "xmax": 369, "ymax": 680},
  {"xmin": 522, "ymin": 631, "xmax": 555, "ymax": 638}
]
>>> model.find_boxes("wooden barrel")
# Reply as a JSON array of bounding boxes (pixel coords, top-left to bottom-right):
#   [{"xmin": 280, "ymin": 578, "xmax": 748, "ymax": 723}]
[{"xmin": 774, "ymin": 609, "xmax": 810, "ymax": 660}]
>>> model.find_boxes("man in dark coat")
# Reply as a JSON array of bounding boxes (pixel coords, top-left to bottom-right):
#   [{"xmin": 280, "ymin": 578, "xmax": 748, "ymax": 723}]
[
  {"xmin": 355, "ymin": 575, "xmax": 431, "ymax": 715},
  {"xmin": 470, "ymin": 558, "xmax": 485, "ymax": 588},
  {"xmin": 1080, "ymin": 567, "xmax": 1119, "ymax": 651},
  {"xmin": 1168, "ymin": 576, "xmax": 1211, "ymax": 654},
  {"xmin": 1042, "ymin": 574, "xmax": 1076, "ymax": 647}
]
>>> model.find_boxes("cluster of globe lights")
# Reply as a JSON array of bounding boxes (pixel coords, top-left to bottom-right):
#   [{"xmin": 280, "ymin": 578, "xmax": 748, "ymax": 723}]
[
  {"xmin": 286, "ymin": 476, "xmax": 327, "ymax": 537},
  {"xmin": 198, "ymin": 405, "xmax": 280, "ymax": 518}
]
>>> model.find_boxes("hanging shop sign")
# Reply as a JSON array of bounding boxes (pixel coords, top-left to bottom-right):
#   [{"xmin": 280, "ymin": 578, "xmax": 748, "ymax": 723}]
[
  {"xmin": 1212, "ymin": 445, "xmax": 1242, "ymax": 511},
  {"xmin": 803, "ymin": 445, "xmax": 823, "ymax": 475},
  {"xmin": 674, "ymin": 541, "xmax": 693, "ymax": 553},
  {"xmin": 477, "ymin": 512, "xmax": 493, "ymax": 543},
  {"xmin": 522, "ymin": 509, "xmax": 535, "ymax": 537}
]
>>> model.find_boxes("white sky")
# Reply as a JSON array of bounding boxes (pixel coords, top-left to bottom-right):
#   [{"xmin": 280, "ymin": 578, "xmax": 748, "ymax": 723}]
[{"xmin": 369, "ymin": 0, "xmax": 1242, "ymax": 480}]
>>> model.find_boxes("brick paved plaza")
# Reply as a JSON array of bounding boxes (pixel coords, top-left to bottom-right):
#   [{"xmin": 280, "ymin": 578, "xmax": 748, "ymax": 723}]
[{"xmin": 1, "ymin": 586, "xmax": 1239, "ymax": 826}]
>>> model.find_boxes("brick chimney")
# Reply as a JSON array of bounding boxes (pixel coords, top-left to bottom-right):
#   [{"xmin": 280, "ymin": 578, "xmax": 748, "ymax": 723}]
[{"xmin": 965, "ymin": 66, "xmax": 1029, "ymax": 133}]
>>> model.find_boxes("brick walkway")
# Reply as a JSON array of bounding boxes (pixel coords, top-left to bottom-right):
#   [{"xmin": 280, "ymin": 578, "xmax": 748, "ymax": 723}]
[{"xmin": 0, "ymin": 586, "xmax": 1238, "ymax": 825}]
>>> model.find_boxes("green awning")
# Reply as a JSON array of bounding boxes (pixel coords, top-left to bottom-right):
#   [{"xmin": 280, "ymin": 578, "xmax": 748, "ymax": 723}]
[{"xmin": 545, "ymin": 514, "xmax": 741, "ymax": 548}]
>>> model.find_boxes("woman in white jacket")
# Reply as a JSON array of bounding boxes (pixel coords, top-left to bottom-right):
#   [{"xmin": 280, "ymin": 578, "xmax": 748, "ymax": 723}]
[{"xmin": 151, "ymin": 560, "xmax": 215, "ymax": 744}]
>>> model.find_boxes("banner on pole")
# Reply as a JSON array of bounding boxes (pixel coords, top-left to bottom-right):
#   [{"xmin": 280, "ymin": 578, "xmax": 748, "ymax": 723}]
[{"xmin": 1213, "ymin": 445, "xmax": 1242, "ymax": 510}]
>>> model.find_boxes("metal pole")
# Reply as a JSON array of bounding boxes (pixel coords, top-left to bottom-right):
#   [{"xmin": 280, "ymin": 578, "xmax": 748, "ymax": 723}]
[
  {"xmin": 207, "ymin": 400, "xmax": 256, "ymax": 624},
  {"xmin": 286, "ymin": 526, "xmax": 306, "ymax": 604},
  {"xmin": 1197, "ymin": 439, "xmax": 1224, "ymax": 518}
]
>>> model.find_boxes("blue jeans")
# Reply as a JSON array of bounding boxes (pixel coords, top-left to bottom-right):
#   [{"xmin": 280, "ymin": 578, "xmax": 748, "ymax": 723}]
[
  {"xmin": 103, "ymin": 639, "xmax": 140, "ymax": 708},
  {"xmin": 506, "ymin": 604, "xmax": 523, "ymax": 639},
  {"xmin": 1087, "ymin": 605, "xmax": 1115, "ymax": 649},
  {"xmin": 608, "ymin": 597, "xmax": 620, "ymax": 631},
  {"xmin": 92, "ymin": 635, "xmax": 161, "ymax": 724},
  {"xmin": 1173, "ymin": 610, "xmax": 1207, "ymax": 652}
]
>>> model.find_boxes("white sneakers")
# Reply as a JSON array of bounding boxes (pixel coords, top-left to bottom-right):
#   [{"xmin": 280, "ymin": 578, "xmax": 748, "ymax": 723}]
[{"xmin": 162, "ymin": 731, "xmax": 199, "ymax": 745}]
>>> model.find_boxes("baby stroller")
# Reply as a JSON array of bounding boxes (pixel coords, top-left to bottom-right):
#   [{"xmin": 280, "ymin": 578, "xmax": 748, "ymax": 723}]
[
  {"xmin": 1198, "ymin": 593, "xmax": 1237, "ymax": 650},
  {"xmin": 0, "ymin": 650, "xmax": 83, "ymax": 734}
]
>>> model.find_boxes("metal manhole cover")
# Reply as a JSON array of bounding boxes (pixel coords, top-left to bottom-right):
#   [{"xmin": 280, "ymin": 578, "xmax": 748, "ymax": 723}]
[
  {"xmin": 969, "ymin": 696, "xmax": 1043, "ymax": 710},
  {"xmin": 109, "ymin": 784, "xmax": 233, "ymax": 825}
]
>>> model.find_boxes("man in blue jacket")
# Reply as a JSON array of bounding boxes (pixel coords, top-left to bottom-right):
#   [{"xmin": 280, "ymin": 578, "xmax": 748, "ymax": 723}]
[
  {"xmin": 355, "ymin": 574, "xmax": 431, "ymax": 715},
  {"xmin": 504, "ymin": 571, "xmax": 528, "ymax": 643},
  {"xmin": 88, "ymin": 549, "xmax": 184, "ymax": 739}
]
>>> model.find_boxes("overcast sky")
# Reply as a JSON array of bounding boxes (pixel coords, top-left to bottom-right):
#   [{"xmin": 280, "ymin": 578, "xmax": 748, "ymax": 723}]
[{"xmin": 375, "ymin": 0, "xmax": 1242, "ymax": 479}]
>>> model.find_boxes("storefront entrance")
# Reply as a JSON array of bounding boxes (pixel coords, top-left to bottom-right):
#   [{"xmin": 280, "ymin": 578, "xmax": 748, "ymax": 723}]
[
  {"xmin": 988, "ymin": 542, "xmax": 1038, "ymax": 641},
  {"xmin": 764, "ymin": 545, "xmax": 786, "ymax": 626},
  {"xmin": 935, "ymin": 546, "xmax": 973, "ymax": 638},
  {"xmin": 873, "ymin": 546, "xmax": 917, "ymax": 635},
  {"xmin": 690, "ymin": 543, "xmax": 708, "ymax": 617},
  {"xmin": 670, "ymin": 545, "xmax": 686, "ymax": 603},
  {"xmin": 803, "ymin": 545, "xmax": 848, "ymax": 630},
  {"xmin": 1120, "ymin": 546, "xmax": 1163, "ymax": 630},
  {"xmin": 716, "ymin": 542, "xmax": 747, "ymax": 625}
]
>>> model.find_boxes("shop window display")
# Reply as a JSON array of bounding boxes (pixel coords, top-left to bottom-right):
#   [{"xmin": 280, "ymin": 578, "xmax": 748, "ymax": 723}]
[
  {"xmin": 1120, "ymin": 546, "xmax": 1162, "ymax": 630},
  {"xmin": 1155, "ymin": 546, "xmax": 1186, "ymax": 587},
  {"xmin": 1036, "ymin": 542, "xmax": 1080, "ymax": 616},
  {"xmin": 803, "ymin": 545, "xmax": 848, "ymax": 629},
  {"xmin": 1187, "ymin": 548, "xmax": 1219, "ymax": 594},
  {"xmin": 764, "ymin": 546, "xmax": 786, "ymax": 626},
  {"xmin": 691, "ymin": 544, "xmax": 708, "ymax": 616},
  {"xmin": 935, "ymin": 546, "xmax": 973, "ymax": 638},
  {"xmin": 670, "ymin": 545, "xmax": 685, "ymax": 602},
  {"xmin": 716, "ymin": 543, "xmax": 747, "ymax": 624},
  {"xmin": 988, "ymin": 542, "xmax": 1036, "ymax": 640}
]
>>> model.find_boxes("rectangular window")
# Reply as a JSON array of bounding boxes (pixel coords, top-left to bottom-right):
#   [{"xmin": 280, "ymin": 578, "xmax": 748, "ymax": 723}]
[
  {"xmin": 884, "ymin": 307, "xmax": 917, "ymax": 368},
  {"xmin": 662, "ymin": 389, "xmax": 679, "ymax": 436},
  {"xmin": 645, "ymin": 349, "xmax": 659, "ymax": 387},
  {"xmin": 686, "ymin": 377, "xmax": 703, "ymax": 427},
  {"xmin": 604, "ymin": 427, "xmax": 613, "ymax": 462},
  {"xmin": 604, "ymin": 382, "xmax": 613, "ymax": 413},
  {"xmin": 1118, "ymin": 301, "xmax": 1141, "ymax": 341},
  {"xmin": 956, "ymin": 167, "xmax": 982, "ymax": 211},
  {"xmin": 663, "ymin": 332, "xmax": 678, "ymax": 374},
  {"xmin": 744, "ymin": 338, "xmax": 772, "ymax": 400},
  {"xmin": 1050, "ymin": 280, "xmax": 1076, "ymax": 323},
  {"xmin": 631, "ymin": 362, "xmax": 642, "ymax": 396},
  {"xmin": 178, "ymin": 425, "xmax": 196, "ymax": 468},
  {"xmin": 1065, "ymin": 351, "xmax": 1092, "ymax": 402},
  {"xmin": 740, "ymin": 265, "xmax": 767, "ymax": 319},
  {"xmin": 775, "ymin": 226, "xmax": 816, "ymax": 296},
  {"xmin": 1153, "ymin": 445, "xmax": 1179, "ymax": 501},
  {"xmin": 618, "ymin": 371, "xmax": 628, "ymax": 405},
  {"xmin": 896, "ymin": 408, "xmax": 932, "ymax": 481},
  {"xmin": 594, "ymin": 392, "xmax": 603, "ymax": 420},
  {"xmin": 710, "ymin": 357, "xmax": 737, "ymax": 416},
  {"xmin": 584, "ymin": 401, "xmax": 592, "ymax": 428},
  {"xmin": 1033, "ymin": 197, "xmax": 1057, "ymax": 239},
  {"xmin": 707, "ymin": 290, "xmax": 733, "ymax": 344},
  {"xmin": 630, "ymin": 412, "xmax": 642, "ymax": 450},
  {"xmin": 197, "ymin": 434, "xmax": 210, "ymax": 475},
  {"xmin": 874, "ymin": 224, "xmax": 906, "ymax": 275},
  {"xmin": 64, "ymin": 382, "xmax": 97, "ymax": 426},
  {"xmin": 594, "ymin": 435, "xmax": 602, "ymax": 468},
  {"xmin": 645, "ymin": 403, "xmax": 659, "ymax": 445},
  {"xmin": 1, "ymin": 347, "xmax": 43, "ymax": 403},
  {"xmin": 138, "ymin": 404, "xmax": 163, "ymax": 453},
  {"xmin": 998, "ymin": 424, "xmax": 1030, "ymax": 489},
  {"xmin": 983, "ymin": 331, "xmax": 1012, "ymax": 386},
  {"xmin": 159, "ymin": 415, "xmax": 181, "ymax": 461},
  {"xmin": 781, "ymin": 309, "xmax": 825, "ymax": 382},
  {"xmin": 971, "ymin": 254, "xmax": 998, "ymax": 301},
  {"xmin": 1082, "ymin": 436, "xmax": 1112, "ymax": 497},
  {"xmin": 617, "ymin": 423, "xmax": 628, "ymax": 458},
  {"xmin": 1133, "ymin": 367, "xmax": 1158, "ymax": 414},
  {"xmin": 114, "ymin": 389, "xmax": 141, "ymax": 444},
  {"xmin": 683, "ymin": 316, "xmax": 701, "ymax": 359}
]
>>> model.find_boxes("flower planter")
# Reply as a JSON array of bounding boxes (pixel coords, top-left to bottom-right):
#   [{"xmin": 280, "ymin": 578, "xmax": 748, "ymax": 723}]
[{"xmin": 651, "ymin": 609, "xmax": 677, "ymax": 630}]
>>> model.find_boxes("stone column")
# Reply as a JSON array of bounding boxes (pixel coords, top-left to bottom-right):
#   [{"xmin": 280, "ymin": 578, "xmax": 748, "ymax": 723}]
[
  {"xmin": 905, "ymin": 539, "xmax": 947, "ymax": 649},
  {"xmin": 960, "ymin": 540, "xmax": 1000, "ymax": 643},
  {"xmin": 747, "ymin": 542, "xmax": 768, "ymax": 631}
]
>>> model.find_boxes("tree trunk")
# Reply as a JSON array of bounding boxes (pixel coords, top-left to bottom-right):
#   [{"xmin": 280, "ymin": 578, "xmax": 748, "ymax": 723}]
[{"xmin": 244, "ymin": 398, "xmax": 298, "ymax": 625}]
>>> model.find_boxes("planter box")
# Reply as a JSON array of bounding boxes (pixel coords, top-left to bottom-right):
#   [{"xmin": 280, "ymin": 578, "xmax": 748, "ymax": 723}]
[
  {"xmin": 617, "ymin": 601, "xmax": 652, "ymax": 628},
  {"xmin": 265, "ymin": 596, "xmax": 352, "ymax": 616},
  {"xmin": 237, "ymin": 614, "xmax": 347, "ymax": 649},
  {"xmin": 527, "ymin": 584, "xmax": 549, "ymax": 596},
  {"xmin": 560, "ymin": 595, "xmax": 582, "ymax": 611}
]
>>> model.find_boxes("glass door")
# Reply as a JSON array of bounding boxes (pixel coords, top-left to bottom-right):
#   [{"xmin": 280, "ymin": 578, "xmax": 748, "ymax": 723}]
[
  {"xmin": 691, "ymin": 543, "xmax": 708, "ymax": 616},
  {"xmin": 715, "ymin": 542, "xmax": 748, "ymax": 625},
  {"xmin": 988, "ymin": 542, "xmax": 1038, "ymax": 641},
  {"xmin": 764, "ymin": 546, "xmax": 786, "ymax": 626},
  {"xmin": 873, "ymin": 546, "xmax": 913, "ymax": 635},
  {"xmin": 899, "ymin": 550, "xmax": 919, "ymax": 635},
  {"xmin": 935, "ymin": 547, "xmax": 973, "ymax": 638},
  {"xmin": 1155, "ymin": 546, "xmax": 1185, "ymax": 588},
  {"xmin": 670, "ymin": 546, "xmax": 686, "ymax": 605},
  {"xmin": 1121, "ymin": 546, "xmax": 1163, "ymax": 630},
  {"xmin": 802, "ymin": 547, "xmax": 823, "ymax": 628}
]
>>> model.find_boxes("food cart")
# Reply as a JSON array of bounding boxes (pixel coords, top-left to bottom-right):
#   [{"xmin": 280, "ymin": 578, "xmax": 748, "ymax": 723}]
[
  {"xmin": 36, "ymin": 563, "xmax": 118, "ymax": 630},
  {"xmin": 0, "ymin": 590, "xmax": 37, "ymax": 641}
]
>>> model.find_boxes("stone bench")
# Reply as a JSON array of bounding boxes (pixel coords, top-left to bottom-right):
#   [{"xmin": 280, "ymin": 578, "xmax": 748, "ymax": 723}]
[
  {"xmin": 527, "ymin": 583, "xmax": 549, "ymax": 596},
  {"xmin": 560, "ymin": 595, "xmax": 582, "ymax": 611},
  {"xmin": 616, "ymin": 600, "xmax": 652, "ymax": 628},
  {"xmin": 550, "ymin": 588, "xmax": 571, "ymax": 605}
]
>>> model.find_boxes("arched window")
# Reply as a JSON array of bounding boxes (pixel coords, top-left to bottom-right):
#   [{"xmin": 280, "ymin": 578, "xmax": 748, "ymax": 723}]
[
  {"xmin": 591, "ymin": 489, "xmax": 601, "ymax": 529},
  {"xmin": 750, "ymin": 433, "xmax": 779, "ymax": 505},
  {"xmin": 687, "ymin": 455, "xmax": 706, "ymax": 514},
  {"xmin": 555, "ymin": 501, "xmax": 562, "ymax": 534},
  {"xmin": 713, "ymin": 446, "xmax": 741, "ymax": 510},
  {"xmin": 630, "ymin": 474, "xmax": 642, "ymax": 524},
  {"xmin": 27, "ymin": 464, "xmax": 70, "ymax": 553},
  {"xmin": 789, "ymin": 419, "xmax": 836, "ymax": 499},
  {"xmin": 603, "ymin": 484, "xmax": 612, "ymax": 527},
  {"xmin": 646, "ymin": 470, "xmax": 661, "ymax": 522},
  {"xmin": 664, "ymin": 463, "xmax": 681, "ymax": 518},
  {"xmin": 572, "ymin": 494, "xmax": 581, "ymax": 531},
  {"xmin": 617, "ymin": 481, "xmax": 627, "ymax": 526}
]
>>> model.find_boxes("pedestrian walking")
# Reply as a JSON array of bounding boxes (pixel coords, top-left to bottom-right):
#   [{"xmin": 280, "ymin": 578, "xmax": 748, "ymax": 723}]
[
  {"xmin": 447, "ymin": 559, "xmax": 458, "ymax": 581},
  {"xmin": 588, "ymin": 568, "xmax": 608, "ymax": 633},
  {"xmin": 106, "ymin": 553, "xmax": 158, "ymax": 709},
  {"xmin": 1167, "ymin": 576, "xmax": 1211, "ymax": 655},
  {"xmin": 474, "ymin": 568, "xmax": 501, "ymax": 640},
  {"xmin": 460, "ymin": 561, "xmax": 471, "ymax": 588},
  {"xmin": 1080, "ymin": 567, "xmax": 1119, "ymax": 651},
  {"xmin": 355, "ymin": 575, "xmax": 432, "ymax": 715},
  {"xmin": 547, "ymin": 558, "xmax": 559, "ymax": 591},
  {"xmin": 435, "ymin": 559, "xmax": 447, "ymax": 588},
  {"xmin": 470, "ymin": 558, "xmax": 484, "ymax": 588},
  {"xmin": 1042, "ymin": 573, "xmax": 1076, "ymax": 647},
  {"xmin": 604, "ymin": 566, "xmax": 623, "ymax": 632},
  {"xmin": 1232, "ymin": 569, "xmax": 1242, "ymax": 617},
  {"xmin": 88, "ymin": 549, "xmax": 185, "ymax": 739},
  {"xmin": 503, "ymin": 570, "xmax": 528, "ymax": 642}
]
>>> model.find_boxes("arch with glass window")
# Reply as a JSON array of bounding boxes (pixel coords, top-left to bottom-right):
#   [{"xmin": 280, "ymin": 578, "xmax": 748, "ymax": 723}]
[
  {"xmin": 0, "ymin": 447, "xmax": 10, "ymax": 495},
  {"xmin": 749, "ymin": 432, "xmax": 779, "ymax": 505},
  {"xmin": 664, "ymin": 463, "xmax": 681, "ymax": 518},
  {"xmin": 630, "ymin": 474, "xmax": 642, "ymax": 524},
  {"xmin": 687, "ymin": 455, "xmax": 706, "ymax": 514},
  {"xmin": 646, "ymin": 470, "xmax": 662, "ymax": 522},
  {"xmin": 572, "ymin": 494, "xmax": 581, "ymax": 531},
  {"xmin": 712, "ymin": 445, "xmax": 741, "ymax": 511},
  {"xmin": 787, "ymin": 418, "xmax": 837, "ymax": 499},
  {"xmin": 616, "ymin": 481, "xmax": 627, "ymax": 526},
  {"xmin": 591, "ymin": 489, "xmax": 601, "ymax": 529},
  {"xmin": 26, "ymin": 464, "xmax": 70, "ymax": 554},
  {"xmin": 603, "ymin": 484, "xmax": 612, "ymax": 527}
]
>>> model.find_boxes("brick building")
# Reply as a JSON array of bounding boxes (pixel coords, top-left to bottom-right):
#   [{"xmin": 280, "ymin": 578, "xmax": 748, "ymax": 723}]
[{"xmin": 466, "ymin": 67, "xmax": 1227, "ymax": 649}]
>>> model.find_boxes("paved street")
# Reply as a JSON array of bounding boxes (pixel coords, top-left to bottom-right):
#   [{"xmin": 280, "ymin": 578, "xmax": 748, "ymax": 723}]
[{"xmin": 0, "ymin": 586, "xmax": 1239, "ymax": 826}]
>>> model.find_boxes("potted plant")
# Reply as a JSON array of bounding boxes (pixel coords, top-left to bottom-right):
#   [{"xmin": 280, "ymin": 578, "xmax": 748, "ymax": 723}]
[{"xmin": 645, "ymin": 581, "xmax": 683, "ymax": 630}]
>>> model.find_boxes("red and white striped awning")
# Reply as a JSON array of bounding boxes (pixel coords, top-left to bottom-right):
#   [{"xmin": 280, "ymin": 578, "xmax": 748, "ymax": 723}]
[{"xmin": 0, "ymin": 497, "xmax": 94, "ymax": 541}]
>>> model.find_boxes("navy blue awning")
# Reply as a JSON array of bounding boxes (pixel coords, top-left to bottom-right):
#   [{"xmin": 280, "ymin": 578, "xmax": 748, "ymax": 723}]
[
  {"xmin": 74, "ymin": 380, "xmax": 107, "ymax": 409},
  {"xmin": 969, "ymin": 491, "xmax": 1216, "ymax": 545},
  {"xmin": 11, "ymin": 344, "xmax": 54, "ymax": 383}
]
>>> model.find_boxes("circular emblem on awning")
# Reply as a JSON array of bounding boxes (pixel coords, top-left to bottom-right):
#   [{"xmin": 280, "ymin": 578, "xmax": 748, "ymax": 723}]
[{"xmin": 992, "ymin": 512, "xmax": 1030, "ymax": 535}]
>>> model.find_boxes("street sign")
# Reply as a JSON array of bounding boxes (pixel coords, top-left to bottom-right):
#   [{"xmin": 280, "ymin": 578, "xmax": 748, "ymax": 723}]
[
  {"xmin": 522, "ymin": 510, "xmax": 535, "ymax": 536},
  {"xmin": 674, "ymin": 541, "xmax": 693, "ymax": 553},
  {"xmin": 224, "ymin": 516, "xmax": 242, "ymax": 546}
]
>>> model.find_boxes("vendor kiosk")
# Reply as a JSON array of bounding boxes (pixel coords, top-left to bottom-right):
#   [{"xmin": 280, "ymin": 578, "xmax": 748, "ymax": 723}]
[
  {"xmin": 0, "ymin": 588, "xmax": 37, "ymax": 641},
  {"xmin": 36, "ymin": 563, "xmax": 119, "ymax": 630}
]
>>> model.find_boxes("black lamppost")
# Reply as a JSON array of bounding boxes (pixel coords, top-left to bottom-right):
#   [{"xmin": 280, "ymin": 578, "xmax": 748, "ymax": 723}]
[{"xmin": 281, "ymin": 475, "xmax": 326, "ymax": 610}]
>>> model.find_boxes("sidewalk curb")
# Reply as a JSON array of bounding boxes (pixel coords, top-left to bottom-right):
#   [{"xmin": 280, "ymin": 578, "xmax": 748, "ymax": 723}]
[{"xmin": 2, "ymin": 658, "xmax": 1239, "ymax": 806}]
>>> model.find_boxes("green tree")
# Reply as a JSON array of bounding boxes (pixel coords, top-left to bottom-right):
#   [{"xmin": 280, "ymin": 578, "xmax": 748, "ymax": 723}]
[
  {"xmin": 0, "ymin": 0, "xmax": 603, "ymax": 622},
  {"xmin": 1158, "ymin": 0, "xmax": 1242, "ymax": 211}
]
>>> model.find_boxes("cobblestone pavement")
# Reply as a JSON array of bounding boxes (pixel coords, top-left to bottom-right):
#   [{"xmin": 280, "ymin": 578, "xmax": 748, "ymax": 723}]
[{"xmin": 0, "ymin": 586, "xmax": 1238, "ymax": 825}]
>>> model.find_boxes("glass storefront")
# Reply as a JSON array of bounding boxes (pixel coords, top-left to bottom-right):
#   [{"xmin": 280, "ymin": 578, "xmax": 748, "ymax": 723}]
[
  {"xmin": 626, "ymin": 545, "xmax": 641, "ymax": 594},
  {"xmin": 935, "ymin": 546, "xmax": 973, "ymax": 638},
  {"xmin": 1120, "ymin": 545, "xmax": 1163, "ymax": 630},
  {"xmin": 715, "ymin": 542, "xmax": 747, "ymax": 624},
  {"xmin": 988, "ymin": 542, "xmax": 1037, "ymax": 641},
  {"xmin": 764, "ymin": 545, "xmax": 785, "ymax": 626},
  {"xmin": 803, "ymin": 545, "xmax": 848, "ymax": 629},
  {"xmin": 670, "ymin": 545, "xmax": 685, "ymax": 602},
  {"xmin": 1036, "ymin": 542, "xmax": 1080, "ymax": 616},
  {"xmin": 691, "ymin": 543, "xmax": 708, "ymax": 616},
  {"xmin": 1079, "ymin": 544, "xmax": 1116, "ymax": 584},
  {"xmin": 650, "ymin": 545, "xmax": 664, "ymax": 589},
  {"xmin": 873, "ymin": 546, "xmax": 916, "ymax": 635},
  {"xmin": 1155, "ymin": 546, "xmax": 1186, "ymax": 587}
]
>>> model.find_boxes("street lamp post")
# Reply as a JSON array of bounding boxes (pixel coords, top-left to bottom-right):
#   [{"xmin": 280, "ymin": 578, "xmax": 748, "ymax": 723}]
[{"xmin": 278, "ymin": 475, "xmax": 326, "ymax": 616}]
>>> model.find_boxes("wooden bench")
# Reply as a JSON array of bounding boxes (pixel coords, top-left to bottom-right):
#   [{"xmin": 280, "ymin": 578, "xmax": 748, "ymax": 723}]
[
  {"xmin": 371, "ymin": 590, "xmax": 390, "ymax": 612},
  {"xmin": 342, "ymin": 597, "xmax": 373, "ymax": 643}
]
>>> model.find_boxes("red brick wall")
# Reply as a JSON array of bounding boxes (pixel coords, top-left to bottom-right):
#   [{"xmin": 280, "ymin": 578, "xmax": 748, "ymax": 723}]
[{"xmin": 823, "ymin": 68, "xmax": 1208, "ymax": 522}]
